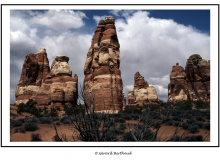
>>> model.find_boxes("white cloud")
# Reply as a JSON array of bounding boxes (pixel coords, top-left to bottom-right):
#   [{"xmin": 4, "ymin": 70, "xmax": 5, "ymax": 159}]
[
  {"xmin": 93, "ymin": 15, "xmax": 111, "ymax": 24},
  {"xmin": 30, "ymin": 10, "xmax": 87, "ymax": 32}
]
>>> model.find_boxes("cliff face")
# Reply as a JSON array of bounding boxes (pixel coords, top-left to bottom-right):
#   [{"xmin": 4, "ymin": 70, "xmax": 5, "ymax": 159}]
[
  {"xmin": 128, "ymin": 72, "xmax": 160, "ymax": 106},
  {"xmin": 83, "ymin": 17, "xmax": 123, "ymax": 111},
  {"xmin": 168, "ymin": 54, "xmax": 210, "ymax": 103},
  {"xmin": 15, "ymin": 49, "xmax": 78, "ymax": 108}
]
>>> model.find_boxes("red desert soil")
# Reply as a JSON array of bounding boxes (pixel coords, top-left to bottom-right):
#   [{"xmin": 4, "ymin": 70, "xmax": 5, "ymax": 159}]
[{"xmin": 10, "ymin": 105, "xmax": 210, "ymax": 142}]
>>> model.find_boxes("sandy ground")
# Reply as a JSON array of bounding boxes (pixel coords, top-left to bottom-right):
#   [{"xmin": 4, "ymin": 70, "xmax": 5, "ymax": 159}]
[{"xmin": 10, "ymin": 105, "xmax": 210, "ymax": 142}]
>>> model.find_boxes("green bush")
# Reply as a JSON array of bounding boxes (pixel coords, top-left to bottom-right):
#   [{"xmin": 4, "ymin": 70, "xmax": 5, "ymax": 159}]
[
  {"xmin": 24, "ymin": 122, "xmax": 38, "ymax": 131},
  {"xmin": 31, "ymin": 133, "xmax": 41, "ymax": 141},
  {"xmin": 120, "ymin": 105, "xmax": 142, "ymax": 114},
  {"xmin": 49, "ymin": 108, "xmax": 58, "ymax": 117},
  {"xmin": 194, "ymin": 100, "xmax": 210, "ymax": 109},
  {"xmin": 64, "ymin": 104, "xmax": 85, "ymax": 116},
  {"xmin": 17, "ymin": 99, "xmax": 42, "ymax": 117},
  {"xmin": 175, "ymin": 101, "xmax": 192, "ymax": 110}
]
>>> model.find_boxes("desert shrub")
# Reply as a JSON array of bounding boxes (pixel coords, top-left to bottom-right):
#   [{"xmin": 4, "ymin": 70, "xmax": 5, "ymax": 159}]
[
  {"xmin": 191, "ymin": 121, "xmax": 204, "ymax": 128},
  {"xmin": 143, "ymin": 104, "xmax": 161, "ymax": 112},
  {"xmin": 24, "ymin": 122, "xmax": 38, "ymax": 131},
  {"xmin": 61, "ymin": 117, "xmax": 71, "ymax": 124},
  {"xmin": 182, "ymin": 123, "xmax": 189, "ymax": 130},
  {"xmin": 55, "ymin": 121, "xmax": 60, "ymax": 125},
  {"xmin": 164, "ymin": 117, "xmax": 173, "ymax": 123},
  {"xmin": 204, "ymin": 123, "xmax": 210, "ymax": 130},
  {"xmin": 196, "ymin": 116, "xmax": 203, "ymax": 121},
  {"xmin": 50, "ymin": 117, "xmax": 59, "ymax": 121},
  {"xmin": 31, "ymin": 133, "xmax": 41, "ymax": 141},
  {"xmin": 118, "ymin": 123, "xmax": 127, "ymax": 130},
  {"xmin": 195, "ymin": 135, "xmax": 203, "ymax": 141},
  {"xmin": 175, "ymin": 101, "xmax": 192, "ymax": 110},
  {"xmin": 153, "ymin": 122, "xmax": 161, "ymax": 129},
  {"xmin": 49, "ymin": 108, "xmax": 58, "ymax": 117},
  {"xmin": 172, "ymin": 116, "xmax": 181, "ymax": 121},
  {"xmin": 122, "ymin": 114, "xmax": 132, "ymax": 120},
  {"xmin": 10, "ymin": 113, "xmax": 18, "ymax": 117},
  {"xmin": 64, "ymin": 104, "xmax": 85, "ymax": 116},
  {"xmin": 186, "ymin": 119, "xmax": 196, "ymax": 125},
  {"xmin": 169, "ymin": 135, "xmax": 182, "ymax": 141},
  {"xmin": 120, "ymin": 105, "xmax": 142, "ymax": 114},
  {"xmin": 39, "ymin": 117, "xmax": 51, "ymax": 124},
  {"xmin": 131, "ymin": 113, "xmax": 140, "ymax": 120},
  {"xmin": 18, "ymin": 126, "xmax": 26, "ymax": 133},
  {"xmin": 174, "ymin": 121, "xmax": 181, "ymax": 127},
  {"xmin": 26, "ymin": 117, "xmax": 39, "ymax": 123},
  {"xmin": 189, "ymin": 125, "xmax": 200, "ymax": 133},
  {"xmin": 103, "ymin": 131, "xmax": 118, "ymax": 141},
  {"xmin": 182, "ymin": 135, "xmax": 203, "ymax": 141},
  {"xmin": 185, "ymin": 114, "xmax": 193, "ymax": 119},
  {"xmin": 122, "ymin": 128, "xmax": 155, "ymax": 141},
  {"xmin": 114, "ymin": 117, "xmax": 125, "ymax": 123},
  {"xmin": 11, "ymin": 120, "xmax": 23, "ymax": 127},
  {"xmin": 17, "ymin": 99, "xmax": 42, "ymax": 117},
  {"xmin": 194, "ymin": 99, "xmax": 210, "ymax": 109},
  {"xmin": 55, "ymin": 106, "xmax": 61, "ymax": 111},
  {"xmin": 165, "ymin": 121, "xmax": 173, "ymax": 126}
]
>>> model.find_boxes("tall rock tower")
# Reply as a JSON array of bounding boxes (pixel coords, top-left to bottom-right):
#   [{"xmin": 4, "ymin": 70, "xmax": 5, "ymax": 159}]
[{"xmin": 83, "ymin": 17, "xmax": 123, "ymax": 111}]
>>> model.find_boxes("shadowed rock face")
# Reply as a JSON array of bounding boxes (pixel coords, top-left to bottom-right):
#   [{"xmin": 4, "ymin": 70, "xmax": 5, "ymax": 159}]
[
  {"xmin": 83, "ymin": 17, "xmax": 123, "ymax": 111},
  {"xmin": 15, "ymin": 50, "xmax": 78, "ymax": 109},
  {"xmin": 15, "ymin": 49, "xmax": 50, "ymax": 105},
  {"xmin": 168, "ymin": 54, "xmax": 210, "ymax": 103},
  {"xmin": 128, "ymin": 72, "xmax": 160, "ymax": 106}
]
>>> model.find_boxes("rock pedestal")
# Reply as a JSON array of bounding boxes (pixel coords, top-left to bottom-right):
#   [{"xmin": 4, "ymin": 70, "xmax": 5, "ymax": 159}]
[{"xmin": 83, "ymin": 17, "xmax": 123, "ymax": 111}]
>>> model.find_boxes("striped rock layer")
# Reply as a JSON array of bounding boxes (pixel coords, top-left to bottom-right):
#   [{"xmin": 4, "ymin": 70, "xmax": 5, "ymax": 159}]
[
  {"xmin": 128, "ymin": 72, "xmax": 160, "ymax": 106},
  {"xmin": 167, "ymin": 54, "xmax": 210, "ymax": 103},
  {"xmin": 83, "ymin": 17, "xmax": 123, "ymax": 111}
]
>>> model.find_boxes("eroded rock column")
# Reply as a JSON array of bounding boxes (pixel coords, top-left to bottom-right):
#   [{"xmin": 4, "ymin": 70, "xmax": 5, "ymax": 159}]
[{"xmin": 83, "ymin": 17, "xmax": 123, "ymax": 111}]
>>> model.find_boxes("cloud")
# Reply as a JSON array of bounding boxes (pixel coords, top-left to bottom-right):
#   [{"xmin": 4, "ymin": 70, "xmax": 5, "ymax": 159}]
[
  {"xmin": 30, "ymin": 10, "xmax": 87, "ymax": 32},
  {"xmin": 93, "ymin": 15, "xmax": 112, "ymax": 24}
]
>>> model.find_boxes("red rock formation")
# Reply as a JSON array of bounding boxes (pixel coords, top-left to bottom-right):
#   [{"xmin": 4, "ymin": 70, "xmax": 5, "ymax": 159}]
[
  {"xmin": 128, "ymin": 72, "xmax": 160, "ymax": 106},
  {"xmin": 36, "ymin": 55, "xmax": 78, "ymax": 109},
  {"xmin": 167, "ymin": 54, "xmax": 210, "ymax": 103},
  {"xmin": 15, "ymin": 49, "xmax": 50, "ymax": 105},
  {"xmin": 15, "ymin": 50, "xmax": 78, "ymax": 109},
  {"xmin": 83, "ymin": 17, "xmax": 123, "ymax": 111}
]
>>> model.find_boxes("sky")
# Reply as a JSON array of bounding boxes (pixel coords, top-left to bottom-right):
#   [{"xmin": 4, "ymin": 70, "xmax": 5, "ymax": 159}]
[{"xmin": 10, "ymin": 9, "xmax": 210, "ymax": 104}]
